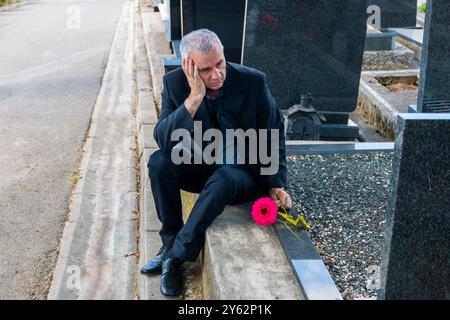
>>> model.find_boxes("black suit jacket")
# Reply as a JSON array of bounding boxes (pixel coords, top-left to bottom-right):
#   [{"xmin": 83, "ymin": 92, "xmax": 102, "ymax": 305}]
[{"xmin": 154, "ymin": 62, "xmax": 287, "ymax": 191}]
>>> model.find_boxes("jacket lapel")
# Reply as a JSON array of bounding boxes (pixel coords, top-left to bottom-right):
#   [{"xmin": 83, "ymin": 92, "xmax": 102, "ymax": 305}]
[{"xmin": 220, "ymin": 63, "xmax": 245, "ymax": 128}]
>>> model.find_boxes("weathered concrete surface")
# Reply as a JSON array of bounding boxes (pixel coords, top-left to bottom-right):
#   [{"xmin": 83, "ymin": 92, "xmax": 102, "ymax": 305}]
[
  {"xmin": 357, "ymin": 69, "xmax": 420, "ymax": 140},
  {"xmin": 47, "ymin": 0, "xmax": 139, "ymax": 300},
  {"xmin": 202, "ymin": 203, "xmax": 304, "ymax": 300},
  {"xmin": 134, "ymin": 4, "xmax": 169, "ymax": 299},
  {"xmin": 139, "ymin": 0, "xmax": 172, "ymax": 112},
  {"xmin": 0, "ymin": 0, "xmax": 125, "ymax": 299},
  {"xmin": 135, "ymin": 2, "xmax": 203, "ymax": 299}
]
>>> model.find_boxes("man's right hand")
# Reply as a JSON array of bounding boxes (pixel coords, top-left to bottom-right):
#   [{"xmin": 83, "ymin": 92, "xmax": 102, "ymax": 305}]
[{"xmin": 182, "ymin": 58, "xmax": 206, "ymax": 118}]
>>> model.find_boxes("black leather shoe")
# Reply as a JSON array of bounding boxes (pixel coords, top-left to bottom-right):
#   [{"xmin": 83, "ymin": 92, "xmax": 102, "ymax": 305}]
[
  {"xmin": 160, "ymin": 257, "xmax": 183, "ymax": 296},
  {"xmin": 140, "ymin": 246, "xmax": 170, "ymax": 275}
]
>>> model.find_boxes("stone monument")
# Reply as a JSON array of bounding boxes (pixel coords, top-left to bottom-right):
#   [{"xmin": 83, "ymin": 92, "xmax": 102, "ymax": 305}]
[
  {"xmin": 180, "ymin": 0, "xmax": 246, "ymax": 63},
  {"xmin": 367, "ymin": 0, "xmax": 417, "ymax": 30},
  {"xmin": 242, "ymin": 0, "xmax": 368, "ymax": 140},
  {"xmin": 416, "ymin": 0, "xmax": 450, "ymax": 113},
  {"xmin": 379, "ymin": 113, "xmax": 450, "ymax": 299}
]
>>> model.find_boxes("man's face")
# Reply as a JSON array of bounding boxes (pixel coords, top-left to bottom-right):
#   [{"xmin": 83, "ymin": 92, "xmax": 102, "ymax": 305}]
[{"xmin": 189, "ymin": 42, "xmax": 226, "ymax": 91}]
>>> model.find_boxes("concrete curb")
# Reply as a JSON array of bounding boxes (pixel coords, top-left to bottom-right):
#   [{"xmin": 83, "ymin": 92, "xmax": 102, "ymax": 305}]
[
  {"xmin": 135, "ymin": 1, "xmax": 175, "ymax": 300},
  {"xmin": 357, "ymin": 79, "xmax": 399, "ymax": 140},
  {"xmin": 139, "ymin": 0, "xmax": 173, "ymax": 112}
]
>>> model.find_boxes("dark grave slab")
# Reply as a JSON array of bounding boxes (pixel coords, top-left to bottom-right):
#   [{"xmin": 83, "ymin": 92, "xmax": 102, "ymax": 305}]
[
  {"xmin": 286, "ymin": 142, "xmax": 394, "ymax": 155},
  {"xmin": 379, "ymin": 113, "xmax": 450, "ymax": 300},
  {"xmin": 242, "ymin": 0, "xmax": 368, "ymax": 140},
  {"xmin": 181, "ymin": 0, "xmax": 246, "ymax": 63},
  {"xmin": 368, "ymin": 0, "xmax": 417, "ymax": 29},
  {"xmin": 273, "ymin": 221, "xmax": 342, "ymax": 300},
  {"xmin": 167, "ymin": 0, "xmax": 181, "ymax": 41},
  {"xmin": 416, "ymin": 0, "xmax": 450, "ymax": 113}
]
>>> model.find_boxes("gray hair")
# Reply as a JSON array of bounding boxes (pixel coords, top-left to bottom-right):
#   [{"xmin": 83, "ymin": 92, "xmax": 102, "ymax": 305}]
[{"xmin": 180, "ymin": 29, "xmax": 224, "ymax": 59}]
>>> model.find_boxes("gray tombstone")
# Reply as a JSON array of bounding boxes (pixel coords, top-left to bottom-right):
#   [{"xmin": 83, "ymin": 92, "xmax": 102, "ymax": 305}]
[
  {"xmin": 416, "ymin": 0, "xmax": 450, "ymax": 113},
  {"xmin": 242, "ymin": 0, "xmax": 368, "ymax": 140},
  {"xmin": 379, "ymin": 113, "xmax": 450, "ymax": 300},
  {"xmin": 367, "ymin": 0, "xmax": 417, "ymax": 30}
]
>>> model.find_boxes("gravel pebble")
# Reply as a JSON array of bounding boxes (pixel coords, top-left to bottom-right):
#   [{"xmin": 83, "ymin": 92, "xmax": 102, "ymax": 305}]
[{"xmin": 287, "ymin": 152, "xmax": 393, "ymax": 300}]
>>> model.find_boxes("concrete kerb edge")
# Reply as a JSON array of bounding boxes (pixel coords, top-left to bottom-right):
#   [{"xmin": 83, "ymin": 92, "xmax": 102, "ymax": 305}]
[
  {"xmin": 138, "ymin": 148, "xmax": 162, "ymax": 300},
  {"xmin": 201, "ymin": 236, "xmax": 222, "ymax": 299},
  {"xmin": 139, "ymin": 3, "xmax": 172, "ymax": 112},
  {"xmin": 135, "ymin": 4, "xmax": 158, "ymax": 130},
  {"xmin": 136, "ymin": 2, "xmax": 169, "ymax": 300},
  {"xmin": 357, "ymin": 78, "xmax": 400, "ymax": 139}
]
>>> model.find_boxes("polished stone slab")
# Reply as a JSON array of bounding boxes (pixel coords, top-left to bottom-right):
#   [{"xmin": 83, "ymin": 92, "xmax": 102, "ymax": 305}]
[
  {"xmin": 242, "ymin": 0, "xmax": 367, "ymax": 127},
  {"xmin": 273, "ymin": 221, "xmax": 342, "ymax": 300},
  {"xmin": 292, "ymin": 260, "xmax": 343, "ymax": 300},
  {"xmin": 417, "ymin": 0, "xmax": 450, "ymax": 112},
  {"xmin": 368, "ymin": 0, "xmax": 417, "ymax": 29},
  {"xmin": 379, "ymin": 113, "xmax": 450, "ymax": 300},
  {"xmin": 286, "ymin": 142, "xmax": 395, "ymax": 156},
  {"xmin": 167, "ymin": 0, "xmax": 181, "ymax": 41},
  {"xmin": 181, "ymin": 0, "xmax": 246, "ymax": 63}
]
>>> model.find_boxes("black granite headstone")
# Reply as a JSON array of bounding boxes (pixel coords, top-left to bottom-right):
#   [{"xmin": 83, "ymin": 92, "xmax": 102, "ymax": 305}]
[
  {"xmin": 379, "ymin": 113, "xmax": 450, "ymax": 300},
  {"xmin": 181, "ymin": 0, "xmax": 246, "ymax": 63},
  {"xmin": 167, "ymin": 0, "xmax": 181, "ymax": 41},
  {"xmin": 416, "ymin": 0, "xmax": 450, "ymax": 113},
  {"xmin": 367, "ymin": 0, "xmax": 417, "ymax": 29},
  {"xmin": 242, "ymin": 0, "xmax": 367, "ymax": 140}
]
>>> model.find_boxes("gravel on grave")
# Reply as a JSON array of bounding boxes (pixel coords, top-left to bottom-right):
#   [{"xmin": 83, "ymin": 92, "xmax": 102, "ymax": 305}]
[{"xmin": 287, "ymin": 152, "xmax": 393, "ymax": 300}]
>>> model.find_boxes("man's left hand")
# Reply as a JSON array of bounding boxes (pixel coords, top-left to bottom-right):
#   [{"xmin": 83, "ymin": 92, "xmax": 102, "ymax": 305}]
[{"xmin": 269, "ymin": 188, "xmax": 292, "ymax": 209}]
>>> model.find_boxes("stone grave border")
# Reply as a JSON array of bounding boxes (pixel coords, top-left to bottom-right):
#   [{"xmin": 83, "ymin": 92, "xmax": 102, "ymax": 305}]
[{"xmin": 280, "ymin": 141, "xmax": 394, "ymax": 300}]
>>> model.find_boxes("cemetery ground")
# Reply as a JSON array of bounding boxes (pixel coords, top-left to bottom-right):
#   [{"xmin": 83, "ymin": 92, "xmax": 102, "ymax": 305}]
[{"xmin": 1, "ymin": 0, "xmax": 448, "ymax": 301}]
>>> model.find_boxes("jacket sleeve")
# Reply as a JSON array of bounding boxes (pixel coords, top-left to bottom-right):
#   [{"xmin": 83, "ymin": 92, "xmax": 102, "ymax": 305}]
[
  {"xmin": 256, "ymin": 74, "xmax": 287, "ymax": 191},
  {"xmin": 154, "ymin": 75, "xmax": 194, "ymax": 151}
]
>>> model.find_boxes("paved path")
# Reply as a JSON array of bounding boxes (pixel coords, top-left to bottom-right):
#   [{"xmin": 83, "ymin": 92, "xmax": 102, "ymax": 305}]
[{"xmin": 0, "ymin": 0, "xmax": 125, "ymax": 299}]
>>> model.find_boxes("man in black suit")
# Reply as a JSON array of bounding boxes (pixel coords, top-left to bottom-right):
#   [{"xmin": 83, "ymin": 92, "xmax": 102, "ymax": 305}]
[{"xmin": 140, "ymin": 29, "xmax": 292, "ymax": 296}]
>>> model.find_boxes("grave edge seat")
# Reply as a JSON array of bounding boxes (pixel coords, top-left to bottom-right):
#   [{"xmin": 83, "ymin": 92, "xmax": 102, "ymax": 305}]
[{"xmin": 181, "ymin": 193, "xmax": 304, "ymax": 300}]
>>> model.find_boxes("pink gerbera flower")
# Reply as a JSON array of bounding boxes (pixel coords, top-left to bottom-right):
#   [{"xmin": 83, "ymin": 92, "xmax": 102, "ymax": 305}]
[{"xmin": 251, "ymin": 197, "xmax": 279, "ymax": 226}]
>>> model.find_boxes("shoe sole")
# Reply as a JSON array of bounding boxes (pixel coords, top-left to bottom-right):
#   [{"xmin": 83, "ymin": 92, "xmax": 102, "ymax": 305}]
[{"xmin": 140, "ymin": 268, "xmax": 162, "ymax": 275}]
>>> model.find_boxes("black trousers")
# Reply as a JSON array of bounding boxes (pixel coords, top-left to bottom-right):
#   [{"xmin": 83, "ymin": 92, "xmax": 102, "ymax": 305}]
[{"xmin": 148, "ymin": 150, "xmax": 263, "ymax": 262}]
